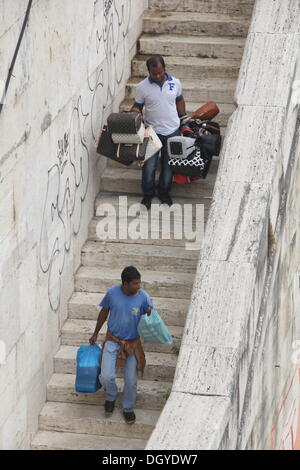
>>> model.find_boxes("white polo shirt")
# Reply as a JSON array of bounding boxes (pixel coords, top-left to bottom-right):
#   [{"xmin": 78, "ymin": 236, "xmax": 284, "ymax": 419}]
[{"xmin": 134, "ymin": 74, "xmax": 182, "ymax": 136}]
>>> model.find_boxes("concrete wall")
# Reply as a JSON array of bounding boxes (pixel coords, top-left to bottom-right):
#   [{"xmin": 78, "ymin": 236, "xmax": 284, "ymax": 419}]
[
  {"xmin": 0, "ymin": 0, "xmax": 147, "ymax": 450},
  {"xmin": 146, "ymin": 0, "xmax": 300, "ymax": 450}
]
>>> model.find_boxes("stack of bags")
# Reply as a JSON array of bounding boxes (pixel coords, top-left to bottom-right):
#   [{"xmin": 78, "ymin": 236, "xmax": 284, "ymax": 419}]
[{"xmin": 97, "ymin": 112, "xmax": 162, "ymax": 167}]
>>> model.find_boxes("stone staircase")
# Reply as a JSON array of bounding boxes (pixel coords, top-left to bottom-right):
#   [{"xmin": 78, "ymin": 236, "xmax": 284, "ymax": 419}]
[{"xmin": 31, "ymin": 0, "xmax": 254, "ymax": 450}]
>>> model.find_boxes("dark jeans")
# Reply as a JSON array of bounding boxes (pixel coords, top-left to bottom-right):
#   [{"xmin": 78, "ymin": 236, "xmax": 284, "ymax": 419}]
[{"xmin": 141, "ymin": 128, "xmax": 180, "ymax": 197}]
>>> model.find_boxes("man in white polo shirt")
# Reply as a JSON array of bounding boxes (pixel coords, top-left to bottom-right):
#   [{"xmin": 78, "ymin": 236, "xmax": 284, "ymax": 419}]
[{"xmin": 131, "ymin": 56, "xmax": 186, "ymax": 209}]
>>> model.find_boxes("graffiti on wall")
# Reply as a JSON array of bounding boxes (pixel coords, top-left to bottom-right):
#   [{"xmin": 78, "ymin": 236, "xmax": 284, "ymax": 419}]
[
  {"xmin": 269, "ymin": 367, "xmax": 300, "ymax": 450},
  {"xmin": 39, "ymin": 0, "xmax": 132, "ymax": 310}
]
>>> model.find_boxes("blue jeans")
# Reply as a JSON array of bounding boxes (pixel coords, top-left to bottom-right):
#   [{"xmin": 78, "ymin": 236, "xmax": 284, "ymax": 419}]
[
  {"xmin": 142, "ymin": 128, "xmax": 180, "ymax": 197},
  {"xmin": 99, "ymin": 340, "xmax": 138, "ymax": 412}
]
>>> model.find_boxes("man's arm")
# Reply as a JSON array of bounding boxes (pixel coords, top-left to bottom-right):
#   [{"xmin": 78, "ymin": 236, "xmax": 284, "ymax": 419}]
[
  {"xmin": 176, "ymin": 95, "xmax": 186, "ymax": 118},
  {"xmin": 89, "ymin": 307, "xmax": 110, "ymax": 344},
  {"xmin": 130, "ymin": 103, "xmax": 144, "ymax": 114}
]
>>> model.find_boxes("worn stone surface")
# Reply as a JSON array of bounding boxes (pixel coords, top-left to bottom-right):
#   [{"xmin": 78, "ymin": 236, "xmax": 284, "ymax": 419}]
[
  {"xmin": 31, "ymin": 430, "xmax": 147, "ymax": 450},
  {"xmin": 39, "ymin": 401, "xmax": 159, "ymax": 440},
  {"xmin": 139, "ymin": 34, "xmax": 246, "ymax": 59},
  {"xmin": 146, "ymin": 393, "xmax": 231, "ymax": 450},
  {"xmin": 143, "ymin": 11, "xmax": 250, "ymax": 37},
  {"xmin": 148, "ymin": 0, "xmax": 254, "ymax": 16},
  {"xmin": 47, "ymin": 373, "xmax": 172, "ymax": 410}
]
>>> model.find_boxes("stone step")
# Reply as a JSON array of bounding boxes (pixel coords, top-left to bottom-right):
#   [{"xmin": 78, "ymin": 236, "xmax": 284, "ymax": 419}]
[
  {"xmin": 143, "ymin": 11, "xmax": 250, "ymax": 38},
  {"xmin": 100, "ymin": 167, "xmax": 216, "ymax": 198},
  {"xmin": 54, "ymin": 346, "xmax": 178, "ymax": 381},
  {"xmin": 38, "ymin": 402, "xmax": 160, "ymax": 440},
  {"xmin": 47, "ymin": 373, "xmax": 172, "ymax": 411},
  {"xmin": 61, "ymin": 318, "xmax": 183, "ymax": 354},
  {"xmin": 81, "ymin": 241, "xmax": 198, "ymax": 273},
  {"xmin": 126, "ymin": 74, "xmax": 236, "ymax": 103},
  {"xmin": 148, "ymin": 0, "xmax": 254, "ymax": 17},
  {"xmin": 132, "ymin": 54, "xmax": 240, "ymax": 79},
  {"xmin": 68, "ymin": 292, "xmax": 189, "ymax": 327},
  {"xmin": 120, "ymin": 99, "xmax": 234, "ymax": 127},
  {"xmin": 139, "ymin": 34, "xmax": 246, "ymax": 60},
  {"xmin": 31, "ymin": 430, "xmax": 147, "ymax": 450},
  {"xmin": 75, "ymin": 266, "xmax": 194, "ymax": 299}
]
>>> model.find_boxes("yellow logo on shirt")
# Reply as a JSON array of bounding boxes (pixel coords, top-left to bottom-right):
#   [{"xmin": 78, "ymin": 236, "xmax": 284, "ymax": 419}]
[{"xmin": 131, "ymin": 308, "xmax": 140, "ymax": 316}]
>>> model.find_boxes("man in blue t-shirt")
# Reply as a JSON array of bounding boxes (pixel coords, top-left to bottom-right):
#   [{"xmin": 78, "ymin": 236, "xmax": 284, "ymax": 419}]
[{"xmin": 89, "ymin": 266, "xmax": 153, "ymax": 424}]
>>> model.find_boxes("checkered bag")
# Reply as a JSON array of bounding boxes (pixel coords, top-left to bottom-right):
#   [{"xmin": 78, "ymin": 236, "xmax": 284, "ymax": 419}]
[
  {"xmin": 137, "ymin": 310, "xmax": 173, "ymax": 345},
  {"xmin": 168, "ymin": 147, "xmax": 212, "ymax": 178}
]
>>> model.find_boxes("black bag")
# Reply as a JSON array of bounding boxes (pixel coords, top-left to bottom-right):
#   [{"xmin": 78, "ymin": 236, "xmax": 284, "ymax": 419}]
[
  {"xmin": 97, "ymin": 125, "xmax": 149, "ymax": 166},
  {"xmin": 198, "ymin": 121, "xmax": 221, "ymax": 157},
  {"xmin": 107, "ymin": 112, "xmax": 143, "ymax": 134}
]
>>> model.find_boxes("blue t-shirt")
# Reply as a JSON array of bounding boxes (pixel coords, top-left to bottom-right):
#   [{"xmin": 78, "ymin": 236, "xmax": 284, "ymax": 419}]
[{"xmin": 99, "ymin": 285, "xmax": 154, "ymax": 340}]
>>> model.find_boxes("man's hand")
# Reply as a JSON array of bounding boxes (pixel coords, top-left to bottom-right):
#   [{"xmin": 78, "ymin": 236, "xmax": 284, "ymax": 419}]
[
  {"xmin": 146, "ymin": 307, "xmax": 152, "ymax": 316},
  {"xmin": 89, "ymin": 333, "xmax": 98, "ymax": 345}
]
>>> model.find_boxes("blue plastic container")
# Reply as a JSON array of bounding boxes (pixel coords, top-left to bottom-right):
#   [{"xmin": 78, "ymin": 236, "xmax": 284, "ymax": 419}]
[{"xmin": 75, "ymin": 344, "xmax": 102, "ymax": 393}]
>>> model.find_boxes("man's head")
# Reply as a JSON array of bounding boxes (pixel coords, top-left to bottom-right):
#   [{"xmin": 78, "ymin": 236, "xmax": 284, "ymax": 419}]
[
  {"xmin": 146, "ymin": 56, "xmax": 166, "ymax": 85},
  {"xmin": 121, "ymin": 266, "xmax": 141, "ymax": 295}
]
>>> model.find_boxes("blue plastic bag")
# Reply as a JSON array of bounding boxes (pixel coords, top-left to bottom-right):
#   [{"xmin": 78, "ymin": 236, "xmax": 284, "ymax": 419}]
[
  {"xmin": 75, "ymin": 344, "xmax": 102, "ymax": 393},
  {"xmin": 138, "ymin": 310, "xmax": 173, "ymax": 344}
]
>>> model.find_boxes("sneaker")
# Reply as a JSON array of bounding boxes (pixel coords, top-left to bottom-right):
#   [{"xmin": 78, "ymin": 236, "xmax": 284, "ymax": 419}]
[
  {"xmin": 141, "ymin": 195, "xmax": 153, "ymax": 211},
  {"xmin": 123, "ymin": 410, "xmax": 136, "ymax": 424},
  {"xmin": 158, "ymin": 193, "xmax": 173, "ymax": 206},
  {"xmin": 104, "ymin": 400, "xmax": 115, "ymax": 414}
]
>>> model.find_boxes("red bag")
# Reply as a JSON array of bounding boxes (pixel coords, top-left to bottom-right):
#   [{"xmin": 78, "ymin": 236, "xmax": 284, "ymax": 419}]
[{"xmin": 173, "ymin": 174, "xmax": 200, "ymax": 184}]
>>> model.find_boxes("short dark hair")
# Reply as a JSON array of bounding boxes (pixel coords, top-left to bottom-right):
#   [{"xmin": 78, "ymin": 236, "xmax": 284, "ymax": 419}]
[
  {"xmin": 146, "ymin": 55, "xmax": 165, "ymax": 72},
  {"xmin": 121, "ymin": 266, "xmax": 141, "ymax": 284}
]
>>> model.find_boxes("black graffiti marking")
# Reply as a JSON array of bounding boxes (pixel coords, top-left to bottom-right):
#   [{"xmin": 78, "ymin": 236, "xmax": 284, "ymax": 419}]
[{"xmin": 104, "ymin": 0, "xmax": 114, "ymax": 17}]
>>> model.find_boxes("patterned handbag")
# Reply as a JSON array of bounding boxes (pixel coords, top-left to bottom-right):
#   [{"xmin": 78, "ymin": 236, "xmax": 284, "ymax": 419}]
[
  {"xmin": 97, "ymin": 125, "xmax": 149, "ymax": 166},
  {"xmin": 107, "ymin": 112, "xmax": 143, "ymax": 134},
  {"xmin": 111, "ymin": 122, "xmax": 145, "ymax": 144}
]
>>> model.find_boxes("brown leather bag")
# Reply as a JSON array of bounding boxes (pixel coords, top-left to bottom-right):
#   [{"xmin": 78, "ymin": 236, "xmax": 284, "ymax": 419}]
[{"xmin": 190, "ymin": 101, "xmax": 220, "ymax": 120}]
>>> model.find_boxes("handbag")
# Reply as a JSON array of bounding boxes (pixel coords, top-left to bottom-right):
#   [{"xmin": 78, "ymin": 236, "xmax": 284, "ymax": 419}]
[
  {"xmin": 75, "ymin": 344, "xmax": 102, "ymax": 393},
  {"xmin": 137, "ymin": 310, "xmax": 173, "ymax": 345},
  {"xmin": 197, "ymin": 121, "xmax": 222, "ymax": 157},
  {"xmin": 168, "ymin": 146, "xmax": 213, "ymax": 179},
  {"xmin": 107, "ymin": 112, "xmax": 143, "ymax": 134},
  {"xmin": 97, "ymin": 125, "xmax": 149, "ymax": 165},
  {"xmin": 116, "ymin": 138, "xmax": 149, "ymax": 162},
  {"xmin": 144, "ymin": 126, "xmax": 163, "ymax": 159},
  {"xmin": 111, "ymin": 122, "xmax": 145, "ymax": 144}
]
